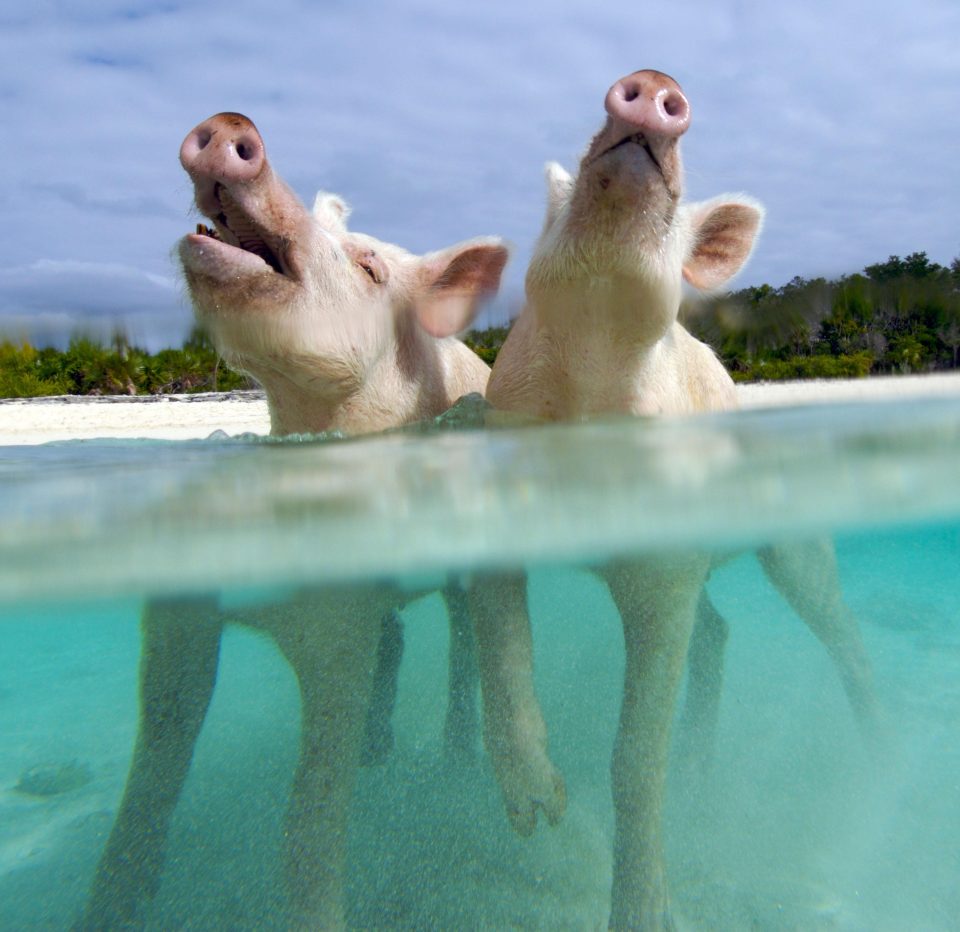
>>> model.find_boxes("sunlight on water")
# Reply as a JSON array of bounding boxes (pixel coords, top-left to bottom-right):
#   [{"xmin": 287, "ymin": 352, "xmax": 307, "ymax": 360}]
[{"xmin": 0, "ymin": 395, "xmax": 958, "ymax": 929}]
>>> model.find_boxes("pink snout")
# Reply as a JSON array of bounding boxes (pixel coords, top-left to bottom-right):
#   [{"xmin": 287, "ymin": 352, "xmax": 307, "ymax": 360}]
[
  {"xmin": 604, "ymin": 70, "xmax": 690, "ymax": 139},
  {"xmin": 180, "ymin": 112, "xmax": 266, "ymax": 184}
]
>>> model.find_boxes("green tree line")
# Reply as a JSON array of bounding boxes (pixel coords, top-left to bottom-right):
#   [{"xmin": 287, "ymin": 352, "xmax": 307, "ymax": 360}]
[
  {"xmin": 679, "ymin": 251, "xmax": 960, "ymax": 382},
  {"xmin": 0, "ymin": 328, "xmax": 253, "ymax": 398},
  {"xmin": 2, "ymin": 251, "xmax": 958, "ymax": 397}
]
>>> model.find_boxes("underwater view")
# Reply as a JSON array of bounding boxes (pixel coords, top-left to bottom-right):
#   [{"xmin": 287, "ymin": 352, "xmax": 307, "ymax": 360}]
[{"xmin": 1, "ymin": 395, "xmax": 959, "ymax": 930}]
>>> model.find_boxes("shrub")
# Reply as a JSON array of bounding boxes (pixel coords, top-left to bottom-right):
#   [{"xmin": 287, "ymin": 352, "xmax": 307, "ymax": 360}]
[
  {"xmin": 731, "ymin": 352, "xmax": 874, "ymax": 382},
  {"xmin": 0, "ymin": 330, "xmax": 253, "ymax": 398},
  {"xmin": 0, "ymin": 341, "xmax": 71, "ymax": 397}
]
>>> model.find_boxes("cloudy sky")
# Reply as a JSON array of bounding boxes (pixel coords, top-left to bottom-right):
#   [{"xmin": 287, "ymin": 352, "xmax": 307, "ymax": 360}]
[{"xmin": 2, "ymin": 0, "xmax": 957, "ymax": 349}]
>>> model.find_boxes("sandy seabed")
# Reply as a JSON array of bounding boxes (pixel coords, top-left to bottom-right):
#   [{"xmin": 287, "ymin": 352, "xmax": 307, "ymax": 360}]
[{"xmin": 2, "ymin": 372, "xmax": 960, "ymax": 445}]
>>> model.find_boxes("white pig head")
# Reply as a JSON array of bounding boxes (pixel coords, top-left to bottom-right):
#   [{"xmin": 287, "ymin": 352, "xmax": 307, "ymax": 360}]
[
  {"xmin": 178, "ymin": 113, "xmax": 507, "ymax": 432},
  {"xmin": 182, "ymin": 190, "xmax": 506, "ymax": 398},
  {"xmin": 526, "ymin": 120, "xmax": 762, "ymax": 347}
]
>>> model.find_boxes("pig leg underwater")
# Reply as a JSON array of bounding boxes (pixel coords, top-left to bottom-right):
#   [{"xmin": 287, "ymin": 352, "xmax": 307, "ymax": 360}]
[
  {"xmin": 361, "ymin": 580, "xmax": 482, "ymax": 764},
  {"xmin": 604, "ymin": 555, "xmax": 709, "ymax": 931},
  {"xmin": 469, "ymin": 571, "xmax": 566, "ymax": 835},
  {"xmin": 441, "ymin": 579, "xmax": 482, "ymax": 757},
  {"xmin": 78, "ymin": 597, "xmax": 223, "ymax": 930},
  {"xmin": 677, "ymin": 540, "xmax": 882, "ymax": 768},
  {"xmin": 675, "ymin": 589, "xmax": 730, "ymax": 771},
  {"xmin": 758, "ymin": 539, "xmax": 882, "ymax": 743},
  {"xmin": 270, "ymin": 591, "xmax": 384, "ymax": 931}
]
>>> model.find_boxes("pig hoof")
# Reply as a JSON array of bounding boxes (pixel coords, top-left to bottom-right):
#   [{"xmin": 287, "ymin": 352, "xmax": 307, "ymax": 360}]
[{"xmin": 497, "ymin": 752, "xmax": 567, "ymax": 836}]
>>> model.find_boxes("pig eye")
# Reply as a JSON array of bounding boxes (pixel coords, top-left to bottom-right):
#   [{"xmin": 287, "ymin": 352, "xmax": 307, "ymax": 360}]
[
  {"xmin": 359, "ymin": 256, "xmax": 388, "ymax": 284},
  {"xmin": 347, "ymin": 247, "xmax": 389, "ymax": 285}
]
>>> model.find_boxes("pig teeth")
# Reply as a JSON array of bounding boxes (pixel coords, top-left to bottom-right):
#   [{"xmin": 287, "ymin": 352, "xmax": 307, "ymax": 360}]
[{"xmin": 208, "ymin": 185, "xmax": 285, "ymax": 274}]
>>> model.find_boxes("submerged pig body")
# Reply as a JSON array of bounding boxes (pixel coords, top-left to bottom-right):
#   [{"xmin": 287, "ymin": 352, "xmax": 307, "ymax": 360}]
[{"xmin": 179, "ymin": 112, "xmax": 502, "ymax": 435}]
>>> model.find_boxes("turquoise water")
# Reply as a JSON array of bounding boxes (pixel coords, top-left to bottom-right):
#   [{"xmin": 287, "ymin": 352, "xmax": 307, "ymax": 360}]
[{"xmin": 1, "ymin": 395, "xmax": 959, "ymax": 928}]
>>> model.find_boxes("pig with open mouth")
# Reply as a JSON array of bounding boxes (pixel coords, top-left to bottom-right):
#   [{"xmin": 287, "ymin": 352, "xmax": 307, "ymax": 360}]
[
  {"xmin": 178, "ymin": 111, "xmax": 506, "ymax": 436},
  {"xmin": 79, "ymin": 112, "xmax": 513, "ymax": 931}
]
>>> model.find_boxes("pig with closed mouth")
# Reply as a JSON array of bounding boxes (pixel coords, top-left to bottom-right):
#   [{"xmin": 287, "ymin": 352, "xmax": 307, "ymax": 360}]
[
  {"xmin": 471, "ymin": 70, "xmax": 880, "ymax": 929},
  {"xmin": 78, "ymin": 112, "xmax": 510, "ymax": 931}
]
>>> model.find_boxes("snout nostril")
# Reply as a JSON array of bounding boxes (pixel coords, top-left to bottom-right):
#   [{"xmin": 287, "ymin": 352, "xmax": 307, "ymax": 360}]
[
  {"xmin": 622, "ymin": 84, "xmax": 640, "ymax": 103},
  {"xmin": 662, "ymin": 93, "xmax": 685, "ymax": 117},
  {"xmin": 234, "ymin": 137, "xmax": 261, "ymax": 162},
  {"xmin": 196, "ymin": 130, "xmax": 211, "ymax": 150}
]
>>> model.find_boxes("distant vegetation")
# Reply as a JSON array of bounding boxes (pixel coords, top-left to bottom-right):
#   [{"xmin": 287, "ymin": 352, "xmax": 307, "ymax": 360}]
[
  {"xmin": 680, "ymin": 251, "xmax": 960, "ymax": 382},
  {"xmin": 462, "ymin": 325, "xmax": 510, "ymax": 366},
  {"xmin": 465, "ymin": 253, "xmax": 960, "ymax": 381},
  {"xmin": 0, "ymin": 328, "xmax": 253, "ymax": 398},
  {"xmin": 1, "ymin": 251, "xmax": 958, "ymax": 398}
]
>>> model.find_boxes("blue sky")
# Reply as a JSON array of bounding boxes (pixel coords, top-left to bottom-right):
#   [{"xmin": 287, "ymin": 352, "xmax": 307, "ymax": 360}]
[{"xmin": 2, "ymin": 0, "xmax": 958, "ymax": 349}]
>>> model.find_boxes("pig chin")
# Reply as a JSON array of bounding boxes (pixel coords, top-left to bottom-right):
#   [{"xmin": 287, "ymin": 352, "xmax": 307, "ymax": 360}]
[
  {"xmin": 586, "ymin": 146, "xmax": 679, "ymax": 210},
  {"xmin": 545, "ymin": 165, "xmax": 679, "ymax": 283},
  {"xmin": 180, "ymin": 250, "xmax": 301, "ymax": 327}
]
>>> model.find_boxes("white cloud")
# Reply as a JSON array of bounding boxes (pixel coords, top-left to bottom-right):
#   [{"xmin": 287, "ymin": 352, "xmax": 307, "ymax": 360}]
[
  {"xmin": 1, "ymin": 0, "xmax": 957, "ymax": 348},
  {"xmin": 0, "ymin": 260, "xmax": 187, "ymax": 350}
]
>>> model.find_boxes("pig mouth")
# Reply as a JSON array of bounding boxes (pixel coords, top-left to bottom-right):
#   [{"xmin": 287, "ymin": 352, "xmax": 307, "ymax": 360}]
[
  {"xmin": 596, "ymin": 133, "xmax": 663, "ymax": 174},
  {"xmin": 191, "ymin": 183, "xmax": 290, "ymax": 277}
]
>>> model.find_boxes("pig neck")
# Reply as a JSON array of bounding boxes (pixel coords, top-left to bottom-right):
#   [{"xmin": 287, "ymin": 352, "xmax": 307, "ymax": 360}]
[
  {"xmin": 383, "ymin": 314, "xmax": 491, "ymax": 423},
  {"xmin": 258, "ymin": 323, "xmax": 480, "ymax": 437},
  {"xmin": 253, "ymin": 372, "xmax": 361, "ymax": 437},
  {"xmin": 504, "ymin": 277, "xmax": 690, "ymax": 419}
]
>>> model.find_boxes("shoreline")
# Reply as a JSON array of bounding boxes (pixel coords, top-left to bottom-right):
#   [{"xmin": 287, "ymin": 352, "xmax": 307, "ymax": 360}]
[{"xmin": 1, "ymin": 373, "xmax": 960, "ymax": 445}]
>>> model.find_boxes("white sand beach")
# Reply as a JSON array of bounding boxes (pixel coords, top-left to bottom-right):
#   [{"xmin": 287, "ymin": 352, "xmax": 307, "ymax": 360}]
[
  {"xmin": 0, "ymin": 391, "xmax": 272, "ymax": 445},
  {"xmin": 1, "ymin": 373, "xmax": 960, "ymax": 445}
]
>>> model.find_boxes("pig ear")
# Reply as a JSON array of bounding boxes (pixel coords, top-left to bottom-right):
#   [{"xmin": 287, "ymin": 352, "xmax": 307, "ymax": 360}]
[
  {"xmin": 682, "ymin": 196, "xmax": 764, "ymax": 291},
  {"xmin": 413, "ymin": 238, "xmax": 510, "ymax": 338},
  {"xmin": 543, "ymin": 161, "xmax": 574, "ymax": 232},
  {"xmin": 312, "ymin": 191, "xmax": 351, "ymax": 232}
]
